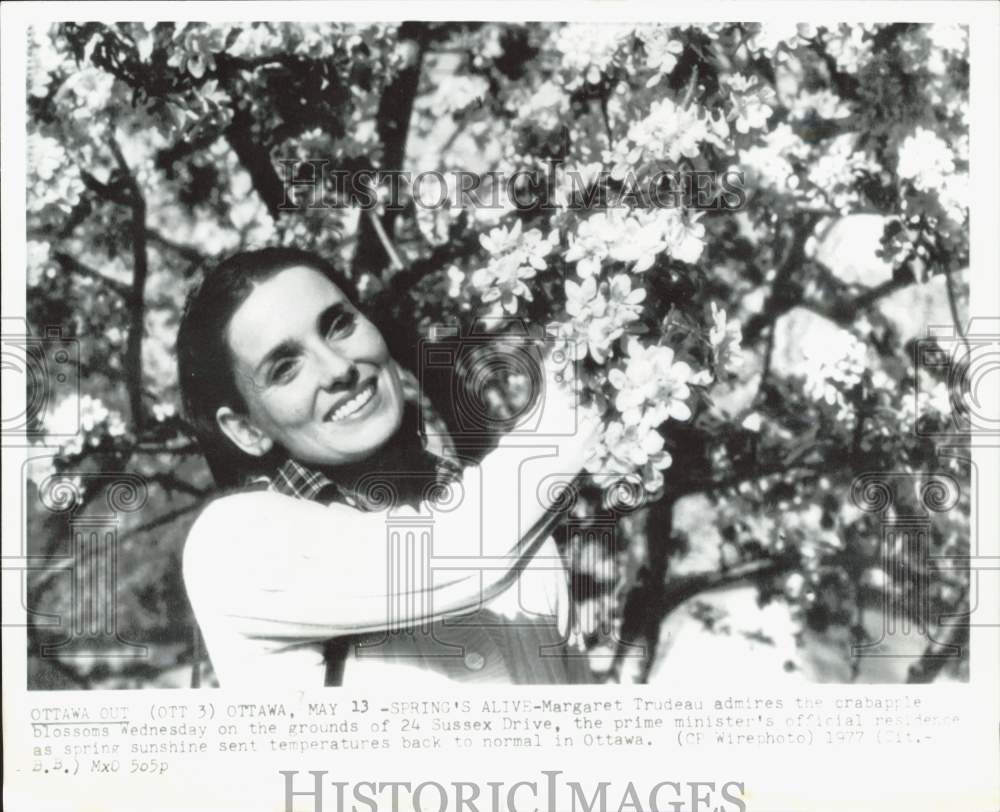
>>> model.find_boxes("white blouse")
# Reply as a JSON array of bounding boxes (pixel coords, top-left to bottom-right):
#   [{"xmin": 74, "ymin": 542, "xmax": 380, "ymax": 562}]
[{"xmin": 183, "ymin": 494, "xmax": 591, "ymax": 688}]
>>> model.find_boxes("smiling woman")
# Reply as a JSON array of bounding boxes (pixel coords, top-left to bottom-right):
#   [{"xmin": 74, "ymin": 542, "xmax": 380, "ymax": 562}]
[
  {"xmin": 217, "ymin": 263, "xmax": 406, "ymax": 469},
  {"xmin": 176, "ymin": 248, "xmax": 601, "ymax": 688}
]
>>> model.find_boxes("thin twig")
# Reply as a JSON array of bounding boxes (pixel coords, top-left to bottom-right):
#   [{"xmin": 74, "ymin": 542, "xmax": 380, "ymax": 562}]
[
  {"xmin": 367, "ymin": 210, "xmax": 404, "ymax": 273},
  {"xmin": 681, "ymin": 64, "xmax": 700, "ymax": 108},
  {"xmin": 51, "ymin": 252, "xmax": 131, "ymax": 298},
  {"xmin": 943, "ymin": 265, "xmax": 971, "ymax": 356},
  {"xmin": 599, "ymin": 95, "xmax": 614, "ymax": 149},
  {"xmin": 107, "ymin": 134, "xmax": 150, "ymax": 432}
]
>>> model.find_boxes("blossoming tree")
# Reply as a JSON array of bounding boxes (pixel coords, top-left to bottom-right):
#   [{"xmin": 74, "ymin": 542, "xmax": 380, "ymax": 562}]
[{"xmin": 24, "ymin": 21, "xmax": 970, "ymax": 686}]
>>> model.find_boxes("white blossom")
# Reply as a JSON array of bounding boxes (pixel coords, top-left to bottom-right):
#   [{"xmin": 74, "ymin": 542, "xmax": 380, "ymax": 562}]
[
  {"xmin": 152, "ymin": 402, "xmax": 177, "ymax": 422},
  {"xmin": 806, "ymin": 134, "xmax": 877, "ymax": 211},
  {"xmin": 802, "ymin": 329, "xmax": 867, "ymax": 410},
  {"xmin": 560, "ymin": 275, "xmax": 646, "ymax": 363},
  {"xmin": 470, "ymin": 221, "xmax": 558, "ymax": 316},
  {"xmin": 823, "ymin": 24, "xmax": 875, "ymax": 73},
  {"xmin": 552, "ymin": 23, "xmax": 634, "ymax": 89},
  {"xmin": 739, "ymin": 123, "xmax": 806, "ymax": 192},
  {"xmin": 747, "ymin": 22, "xmax": 815, "ymax": 55},
  {"xmin": 724, "ymin": 75, "xmax": 777, "ymax": 134},
  {"xmin": 424, "ymin": 75, "xmax": 489, "ymax": 116},
  {"xmin": 584, "ymin": 419, "xmax": 673, "ymax": 493},
  {"xmin": 636, "ymin": 25, "xmax": 684, "ymax": 88},
  {"xmin": 609, "ymin": 98, "xmax": 729, "ymax": 179},
  {"xmin": 511, "ymin": 80, "xmax": 569, "ymax": 132},
  {"xmin": 607, "ymin": 337, "xmax": 695, "ymax": 428},
  {"xmin": 787, "ymin": 89, "xmax": 851, "ymax": 122},
  {"xmin": 897, "ymin": 127, "xmax": 956, "ymax": 192},
  {"xmin": 709, "ymin": 302, "xmax": 744, "ymax": 374}
]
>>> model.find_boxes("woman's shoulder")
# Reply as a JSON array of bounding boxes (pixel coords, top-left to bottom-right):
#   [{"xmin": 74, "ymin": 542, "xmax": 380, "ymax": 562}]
[
  {"xmin": 184, "ymin": 488, "xmax": 331, "ymax": 558},
  {"xmin": 198, "ymin": 486, "xmax": 342, "ymax": 526}
]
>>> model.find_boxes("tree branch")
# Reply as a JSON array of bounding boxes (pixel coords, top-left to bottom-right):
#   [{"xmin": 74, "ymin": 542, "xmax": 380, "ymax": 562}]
[
  {"xmin": 610, "ymin": 535, "xmax": 800, "ymax": 682},
  {"xmin": 107, "ymin": 136, "xmax": 150, "ymax": 433},
  {"xmin": 146, "ymin": 227, "xmax": 208, "ymax": 268},
  {"xmin": 51, "ymin": 252, "xmax": 131, "ymax": 298},
  {"xmin": 744, "ymin": 259, "xmax": 917, "ymax": 345},
  {"xmin": 906, "ymin": 611, "xmax": 969, "ymax": 684},
  {"xmin": 145, "ymin": 472, "xmax": 209, "ymax": 499},
  {"xmin": 224, "ymin": 106, "xmax": 286, "ymax": 220},
  {"xmin": 353, "ymin": 22, "xmax": 429, "ymax": 276},
  {"xmin": 943, "ymin": 264, "xmax": 970, "ymax": 356},
  {"xmin": 365, "ymin": 209, "xmax": 404, "ymax": 272}
]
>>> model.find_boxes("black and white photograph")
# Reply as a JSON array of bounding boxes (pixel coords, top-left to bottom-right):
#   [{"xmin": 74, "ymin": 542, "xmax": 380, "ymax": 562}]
[{"xmin": 3, "ymin": 4, "xmax": 998, "ymax": 812}]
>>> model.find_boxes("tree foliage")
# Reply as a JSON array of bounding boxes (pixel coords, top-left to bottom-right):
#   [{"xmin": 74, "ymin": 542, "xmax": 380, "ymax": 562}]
[{"xmin": 25, "ymin": 22, "xmax": 971, "ymax": 687}]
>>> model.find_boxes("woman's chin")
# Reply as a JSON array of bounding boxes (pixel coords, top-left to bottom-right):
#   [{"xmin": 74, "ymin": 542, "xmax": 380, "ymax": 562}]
[{"xmin": 309, "ymin": 403, "xmax": 404, "ymax": 466}]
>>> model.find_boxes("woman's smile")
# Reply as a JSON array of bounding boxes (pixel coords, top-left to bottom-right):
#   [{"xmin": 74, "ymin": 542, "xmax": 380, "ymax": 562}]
[{"xmin": 324, "ymin": 376, "xmax": 378, "ymax": 423}]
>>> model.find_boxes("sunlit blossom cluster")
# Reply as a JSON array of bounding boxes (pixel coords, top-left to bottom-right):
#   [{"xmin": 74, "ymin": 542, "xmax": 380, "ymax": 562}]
[
  {"xmin": 745, "ymin": 22, "xmax": 815, "ymax": 56},
  {"xmin": 608, "ymin": 97, "xmax": 730, "ymax": 178},
  {"xmin": 634, "ymin": 26, "xmax": 685, "ymax": 88},
  {"xmin": 738, "ymin": 123, "xmax": 806, "ymax": 192},
  {"xmin": 608, "ymin": 337, "xmax": 694, "ymax": 428},
  {"xmin": 423, "ymin": 75, "xmax": 490, "ymax": 116},
  {"xmin": 896, "ymin": 127, "xmax": 968, "ymax": 224},
  {"xmin": 722, "ymin": 75, "xmax": 777, "ymax": 135},
  {"xmin": 804, "ymin": 134, "xmax": 878, "ymax": 213},
  {"xmin": 468, "ymin": 221, "xmax": 559, "ymax": 317},
  {"xmin": 509, "ymin": 81, "xmax": 570, "ymax": 133},
  {"xmin": 822, "ymin": 24, "xmax": 876, "ymax": 73},
  {"xmin": 43, "ymin": 394, "xmax": 129, "ymax": 459},
  {"xmin": 564, "ymin": 208, "xmax": 706, "ymax": 278},
  {"xmin": 27, "ymin": 133, "xmax": 85, "ymax": 224},
  {"xmin": 556, "ymin": 274, "xmax": 646, "ymax": 364},
  {"xmin": 551, "ymin": 23, "xmax": 635, "ymax": 89},
  {"xmin": 584, "ymin": 419, "xmax": 674, "ymax": 494},
  {"xmin": 802, "ymin": 329, "xmax": 868, "ymax": 415},
  {"xmin": 897, "ymin": 128, "xmax": 955, "ymax": 192}
]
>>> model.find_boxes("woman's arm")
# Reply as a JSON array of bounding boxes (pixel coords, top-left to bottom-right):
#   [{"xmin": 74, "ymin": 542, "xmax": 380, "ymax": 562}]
[{"xmin": 184, "ymin": 374, "xmax": 601, "ymax": 639}]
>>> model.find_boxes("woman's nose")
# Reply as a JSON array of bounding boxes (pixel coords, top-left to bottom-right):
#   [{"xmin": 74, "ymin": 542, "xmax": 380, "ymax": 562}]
[{"xmin": 314, "ymin": 345, "xmax": 358, "ymax": 390}]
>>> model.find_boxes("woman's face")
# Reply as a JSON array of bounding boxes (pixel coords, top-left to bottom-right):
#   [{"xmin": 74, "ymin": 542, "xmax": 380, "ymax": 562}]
[{"xmin": 222, "ymin": 265, "xmax": 405, "ymax": 468}]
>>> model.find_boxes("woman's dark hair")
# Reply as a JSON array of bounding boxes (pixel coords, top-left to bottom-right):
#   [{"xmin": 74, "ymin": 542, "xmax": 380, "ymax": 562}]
[{"xmin": 176, "ymin": 247, "xmax": 360, "ymax": 488}]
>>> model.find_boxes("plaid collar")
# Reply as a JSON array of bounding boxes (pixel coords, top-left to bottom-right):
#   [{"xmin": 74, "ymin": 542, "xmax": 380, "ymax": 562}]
[
  {"xmin": 264, "ymin": 365, "xmax": 458, "ymax": 507},
  {"xmin": 269, "ymin": 456, "xmax": 342, "ymax": 503}
]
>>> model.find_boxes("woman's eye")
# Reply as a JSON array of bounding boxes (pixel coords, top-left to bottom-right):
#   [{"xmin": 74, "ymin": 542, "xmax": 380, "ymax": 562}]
[
  {"xmin": 270, "ymin": 359, "xmax": 299, "ymax": 384},
  {"xmin": 326, "ymin": 312, "xmax": 357, "ymax": 339}
]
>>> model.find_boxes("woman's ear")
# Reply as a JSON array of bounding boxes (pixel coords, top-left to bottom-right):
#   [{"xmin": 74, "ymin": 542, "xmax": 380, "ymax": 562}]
[{"xmin": 215, "ymin": 406, "xmax": 274, "ymax": 457}]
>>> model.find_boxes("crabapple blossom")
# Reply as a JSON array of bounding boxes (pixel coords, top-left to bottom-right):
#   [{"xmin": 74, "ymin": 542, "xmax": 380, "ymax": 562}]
[
  {"xmin": 560, "ymin": 275, "xmax": 646, "ymax": 364},
  {"xmin": 565, "ymin": 210, "xmax": 668, "ymax": 276},
  {"xmin": 470, "ymin": 221, "xmax": 559, "ymax": 315},
  {"xmin": 897, "ymin": 128, "xmax": 957, "ymax": 193},
  {"xmin": 746, "ymin": 22, "xmax": 815, "ymax": 55},
  {"xmin": 724, "ymin": 75, "xmax": 777, "ymax": 134},
  {"xmin": 709, "ymin": 302, "xmax": 744, "ymax": 375},
  {"xmin": 609, "ymin": 97, "xmax": 729, "ymax": 180},
  {"xmin": 584, "ymin": 419, "xmax": 674, "ymax": 493},
  {"xmin": 802, "ymin": 329, "xmax": 868, "ymax": 410},
  {"xmin": 167, "ymin": 24, "xmax": 229, "ymax": 78},
  {"xmin": 636, "ymin": 25, "xmax": 685, "ymax": 88},
  {"xmin": 822, "ymin": 23, "xmax": 875, "ymax": 73},
  {"xmin": 607, "ymin": 337, "xmax": 695, "ymax": 428},
  {"xmin": 552, "ymin": 23, "xmax": 634, "ymax": 89}
]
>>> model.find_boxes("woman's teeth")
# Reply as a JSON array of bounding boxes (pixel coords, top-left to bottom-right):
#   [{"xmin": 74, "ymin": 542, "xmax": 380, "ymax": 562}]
[{"xmin": 328, "ymin": 381, "xmax": 375, "ymax": 422}]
